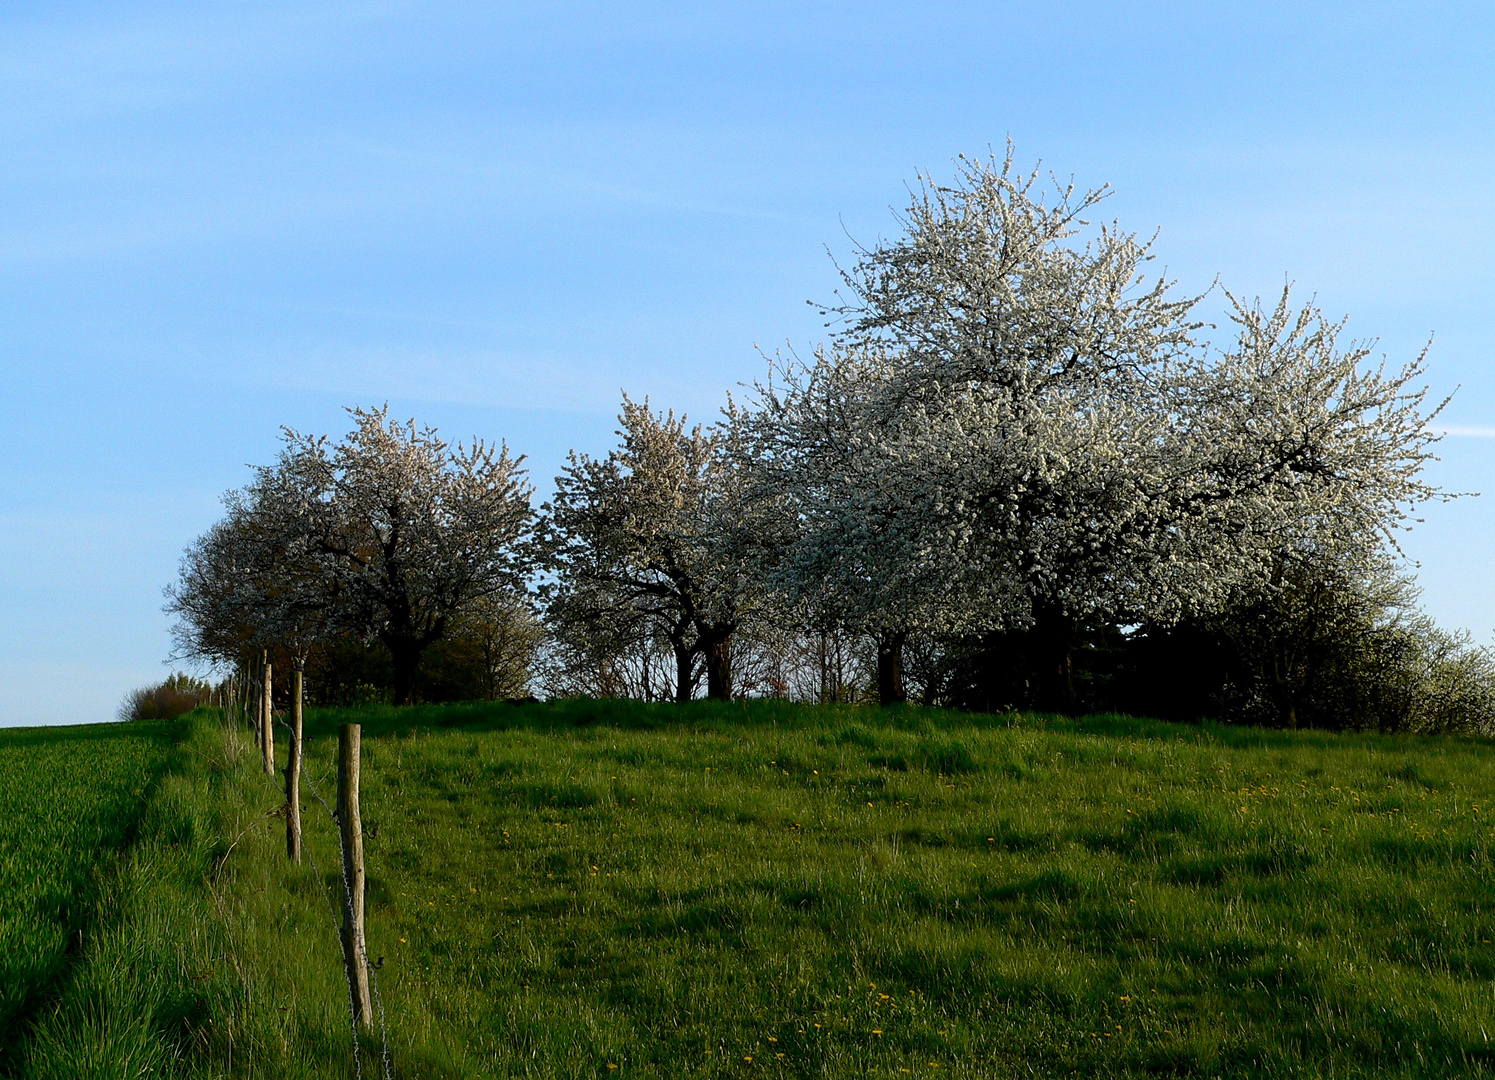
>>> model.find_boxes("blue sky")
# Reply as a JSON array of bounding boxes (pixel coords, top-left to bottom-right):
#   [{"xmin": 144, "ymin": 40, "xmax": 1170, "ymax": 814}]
[{"xmin": 2, "ymin": 1, "xmax": 1492, "ymax": 725}]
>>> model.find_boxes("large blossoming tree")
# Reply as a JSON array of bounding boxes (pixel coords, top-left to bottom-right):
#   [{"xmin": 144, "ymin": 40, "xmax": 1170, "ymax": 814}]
[
  {"xmin": 744, "ymin": 151, "xmax": 1446, "ymax": 711},
  {"xmin": 172, "ymin": 406, "xmax": 534, "ymax": 708}
]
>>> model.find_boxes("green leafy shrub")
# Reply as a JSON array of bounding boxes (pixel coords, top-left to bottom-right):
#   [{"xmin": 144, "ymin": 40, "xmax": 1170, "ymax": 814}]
[{"xmin": 117, "ymin": 673, "xmax": 212, "ymax": 721}]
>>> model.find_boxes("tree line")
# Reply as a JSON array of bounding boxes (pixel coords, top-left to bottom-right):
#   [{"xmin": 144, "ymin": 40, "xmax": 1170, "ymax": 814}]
[{"xmin": 166, "ymin": 153, "xmax": 1495, "ymax": 734}]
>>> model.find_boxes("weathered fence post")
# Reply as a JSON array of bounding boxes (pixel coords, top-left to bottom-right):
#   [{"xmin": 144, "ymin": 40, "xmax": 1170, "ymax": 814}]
[
  {"xmin": 261, "ymin": 656, "xmax": 275, "ymax": 775},
  {"xmin": 338, "ymin": 723, "xmax": 372, "ymax": 1029},
  {"xmin": 285, "ymin": 664, "xmax": 304, "ymax": 862}
]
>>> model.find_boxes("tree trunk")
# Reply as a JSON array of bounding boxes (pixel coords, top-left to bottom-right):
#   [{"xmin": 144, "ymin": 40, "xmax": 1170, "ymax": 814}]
[
  {"xmin": 705, "ymin": 633, "xmax": 732, "ymax": 701},
  {"xmin": 261, "ymin": 656, "xmax": 275, "ymax": 774},
  {"xmin": 877, "ymin": 630, "xmax": 907, "ymax": 706},
  {"xmin": 389, "ymin": 640, "xmax": 421, "ymax": 705},
  {"xmin": 1053, "ymin": 647, "xmax": 1078, "ymax": 715},
  {"xmin": 286, "ymin": 663, "xmax": 304, "ymax": 862},
  {"xmin": 1272, "ymin": 644, "xmax": 1299, "ymax": 729},
  {"xmin": 1032, "ymin": 607, "xmax": 1078, "ymax": 715},
  {"xmin": 674, "ymin": 643, "xmax": 695, "ymax": 703},
  {"xmin": 817, "ymin": 632, "xmax": 832, "ymax": 704}
]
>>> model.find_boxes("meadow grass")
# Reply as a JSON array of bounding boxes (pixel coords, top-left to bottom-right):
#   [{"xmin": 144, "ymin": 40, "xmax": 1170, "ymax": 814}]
[
  {"xmin": 11, "ymin": 701, "xmax": 1495, "ymax": 1078},
  {"xmin": 0, "ymin": 720, "xmax": 177, "ymax": 1070}
]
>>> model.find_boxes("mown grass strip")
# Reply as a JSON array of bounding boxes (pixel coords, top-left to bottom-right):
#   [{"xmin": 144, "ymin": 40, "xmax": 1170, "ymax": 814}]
[{"xmin": 190, "ymin": 701, "xmax": 1495, "ymax": 1078}]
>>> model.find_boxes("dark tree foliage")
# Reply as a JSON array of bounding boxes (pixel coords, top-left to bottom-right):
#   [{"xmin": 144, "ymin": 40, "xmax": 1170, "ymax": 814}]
[{"xmin": 917, "ymin": 559, "xmax": 1495, "ymax": 735}]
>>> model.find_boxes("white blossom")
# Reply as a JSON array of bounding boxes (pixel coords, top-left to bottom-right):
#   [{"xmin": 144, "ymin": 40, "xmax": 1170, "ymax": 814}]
[
  {"xmin": 741, "ymin": 150, "xmax": 1448, "ymax": 709},
  {"xmin": 540, "ymin": 395, "xmax": 757, "ymax": 701}
]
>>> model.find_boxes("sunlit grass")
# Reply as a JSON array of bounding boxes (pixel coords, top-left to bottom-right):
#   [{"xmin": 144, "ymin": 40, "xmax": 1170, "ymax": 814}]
[
  {"xmin": 12, "ymin": 701, "xmax": 1495, "ymax": 1077},
  {"xmin": 224, "ymin": 701, "xmax": 1495, "ymax": 1078},
  {"xmin": 0, "ymin": 721, "xmax": 175, "ymax": 1069}
]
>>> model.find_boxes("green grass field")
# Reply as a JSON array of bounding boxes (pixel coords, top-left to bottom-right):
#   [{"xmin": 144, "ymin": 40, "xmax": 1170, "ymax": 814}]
[
  {"xmin": 8, "ymin": 701, "xmax": 1495, "ymax": 1078},
  {"xmin": 0, "ymin": 721, "xmax": 177, "ymax": 1071}
]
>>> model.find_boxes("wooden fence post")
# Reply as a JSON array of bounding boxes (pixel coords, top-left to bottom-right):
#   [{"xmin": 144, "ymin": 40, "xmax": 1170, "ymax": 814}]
[
  {"xmin": 261, "ymin": 657, "xmax": 275, "ymax": 775},
  {"xmin": 285, "ymin": 664, "xmax": 304, "ymax": 862},
  {"xmin": 338, "ymin": 724, "xmax": 372, "ymax": 1029}
]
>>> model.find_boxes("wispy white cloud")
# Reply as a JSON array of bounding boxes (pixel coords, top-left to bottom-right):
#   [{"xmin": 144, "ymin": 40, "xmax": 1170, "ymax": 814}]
[{"xmin": 1439, "ymin": 425, "xmax": 1495, "ymax": 438}]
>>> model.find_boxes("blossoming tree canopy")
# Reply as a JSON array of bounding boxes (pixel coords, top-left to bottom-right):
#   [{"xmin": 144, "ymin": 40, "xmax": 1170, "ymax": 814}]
[
  {"xmin": 540, "ymin": 395, "xmax": 756, "ymax": 702},
  {"xmin": 170, "ymin": 406, "xmax": 534, "ymax": 706},
  {"xmin": 742, "ymin": 151, "xmax": 1447, "ymax": 710}
]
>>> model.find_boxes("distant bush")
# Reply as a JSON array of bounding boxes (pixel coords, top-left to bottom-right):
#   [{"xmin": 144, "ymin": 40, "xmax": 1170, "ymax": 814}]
[{"xmin": 118, "ymin": 673, "xmax": 213, "ymax": 721}]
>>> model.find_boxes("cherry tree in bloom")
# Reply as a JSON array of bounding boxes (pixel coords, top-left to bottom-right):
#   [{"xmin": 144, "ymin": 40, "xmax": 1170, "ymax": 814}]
[
  {"xmin": 167, "ymin": 440, "xmax": 335, "ymax": 797},
  {"xmin": 540, "ymin": 395, "xmax": 756, "ymax": 701},
  {"xmin": 174, "ymin": 407, "xmax": 534, "ymax": 708},
  {"xmin": 1163, "ymin": 291, "xmax": 1450, "ymax": 726},
  {"xmin": 1178, "ymin": 289, "xmax": 1446, "ymax": 598},
  {"xmin": 745, "ymin": 150, "xmax": 1448, "ymax": 711},
  {"xmin": 745, "ymin": 151, "xmax": 1201, "ymax": 706},
  {"xmin": 742, "ymin": 344, "xmax": 1009, "ymax": 704},
  {"xmin": 305, "ymin": 407, "xmax": 534, "ymax": 705}
]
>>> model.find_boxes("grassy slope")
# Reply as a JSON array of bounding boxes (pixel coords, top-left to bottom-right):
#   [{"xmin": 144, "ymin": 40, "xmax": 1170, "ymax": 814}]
[
  {"xmin": 217, "ymin": 701, "xmax": 1495, "ymax": 1078},
  {"xmin": 0, "ymin": 721, "xmax": 177, "ymax": 1070},
  {"xmin": 12, "ymin": 701, "xmax": 1495, "ymax": 1078}
]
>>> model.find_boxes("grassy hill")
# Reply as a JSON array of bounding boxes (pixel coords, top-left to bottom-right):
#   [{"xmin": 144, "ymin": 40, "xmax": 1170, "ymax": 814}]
[{"xmin": 6, "ymin": 700, "xmax": 1495, "ymax": 1078}]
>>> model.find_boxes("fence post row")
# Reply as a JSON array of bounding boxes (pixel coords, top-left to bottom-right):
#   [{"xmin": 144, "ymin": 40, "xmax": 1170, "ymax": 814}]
[{"xmin": 338, "ymin": 723, "xmax": 373, "ymax": 1029}]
